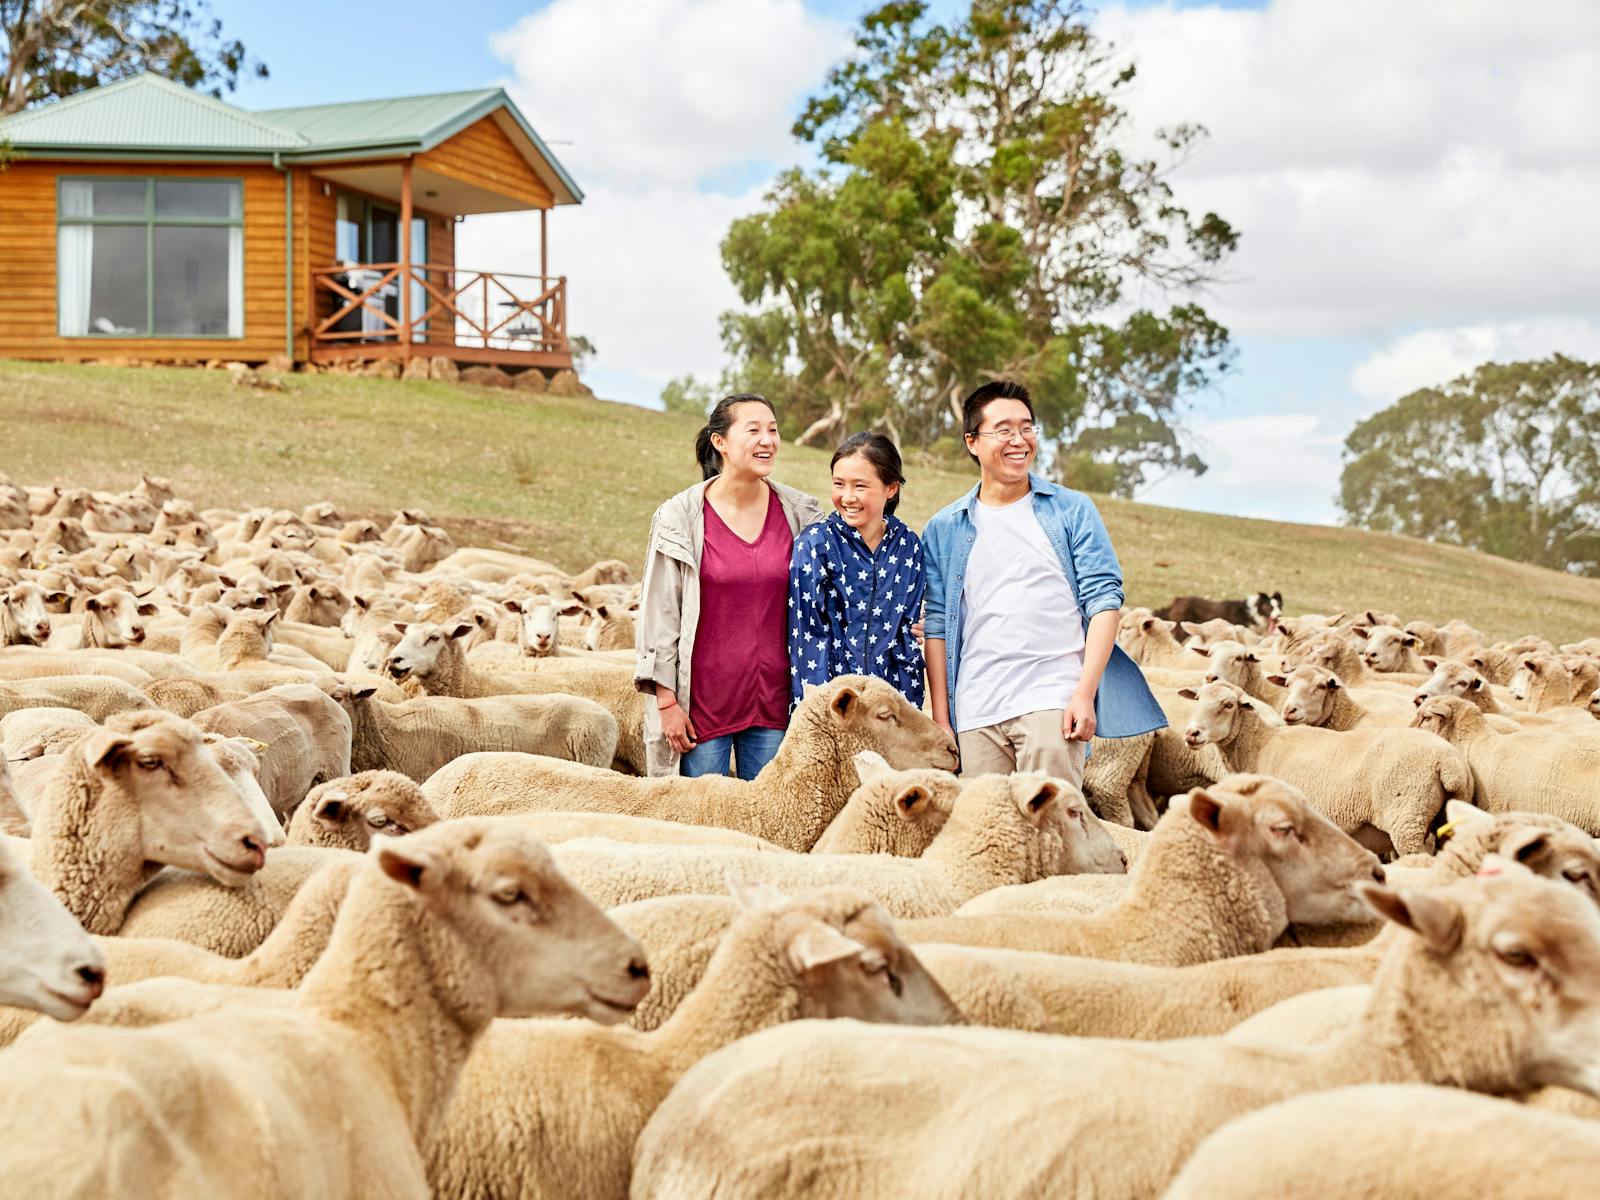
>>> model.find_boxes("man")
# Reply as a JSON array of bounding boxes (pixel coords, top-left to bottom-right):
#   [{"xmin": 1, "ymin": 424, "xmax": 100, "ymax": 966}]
[{"xmin": 922, "ymin": 380, "xmax": 1166, "ymax": 786}]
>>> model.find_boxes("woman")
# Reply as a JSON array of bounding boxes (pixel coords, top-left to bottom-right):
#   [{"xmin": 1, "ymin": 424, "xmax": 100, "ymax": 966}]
[
  {"xmin": 634, "ymin": 394, "xmax": 825, "ymax": 778},
  {"xmin": 788, "ymin": 432, "xmax": 925, "ymax": 707}
]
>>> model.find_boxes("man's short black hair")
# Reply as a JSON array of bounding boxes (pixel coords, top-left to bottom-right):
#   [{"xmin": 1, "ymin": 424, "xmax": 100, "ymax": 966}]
[{"xmin": 962, "ymin": 381, "xmax": 1035, "ymax": 463}]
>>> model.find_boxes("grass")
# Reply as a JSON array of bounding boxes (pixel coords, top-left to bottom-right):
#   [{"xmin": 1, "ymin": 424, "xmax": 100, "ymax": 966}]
[{"xmin": 3, "ymin": 359, "xmax": 1598, "ymax": 645}]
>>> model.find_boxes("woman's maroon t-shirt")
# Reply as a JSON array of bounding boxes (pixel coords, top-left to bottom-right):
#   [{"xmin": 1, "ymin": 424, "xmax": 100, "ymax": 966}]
[{"xmin": 690, "ymin": 489, "xmax": 793, "ymax": 740}]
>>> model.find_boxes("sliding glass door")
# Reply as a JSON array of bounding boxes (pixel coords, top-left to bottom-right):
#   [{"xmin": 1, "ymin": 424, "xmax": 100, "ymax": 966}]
[{"xmin": 333, "ymin": 193, "xmax": 427, "ymax": 341}]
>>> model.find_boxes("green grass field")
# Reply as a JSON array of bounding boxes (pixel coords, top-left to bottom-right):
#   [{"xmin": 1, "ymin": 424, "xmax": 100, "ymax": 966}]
[{"xmin": 3, "ymin": 359, "xmax": 1597, "ymax": 644}]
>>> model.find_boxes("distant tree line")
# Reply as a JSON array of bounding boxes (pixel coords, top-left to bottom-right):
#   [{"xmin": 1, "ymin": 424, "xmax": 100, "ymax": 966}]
[{"xmin": 1339, "ymin": 355, "xmax": 1600, "ymax": 577}]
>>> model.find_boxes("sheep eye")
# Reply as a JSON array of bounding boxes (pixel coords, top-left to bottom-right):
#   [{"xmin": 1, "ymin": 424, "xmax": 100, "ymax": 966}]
[
  {"xmin": 876, "ymin": 710, "xmax": 896, "ymax": 722},
  {"xmin": 136, "ymin": 755, "xmax": 163, "ymax": 770},
  {"xmin": 1495, "ymin": 944, "xmax": 1534, "ymax": 969},
  {"xmin": 1564, "ymin": 867, "xmax": 1590, "ymax": 884},
  {"xmin": 426, "ymin": 634, "xmax": 441, "ymax": 644},
  {"xmin": 492, "ymin": 885, "xmax": 523, "ymax": 906},
  {"xmin": 366, "ymin": 811, "xmax": 389, "ymax": 828}
]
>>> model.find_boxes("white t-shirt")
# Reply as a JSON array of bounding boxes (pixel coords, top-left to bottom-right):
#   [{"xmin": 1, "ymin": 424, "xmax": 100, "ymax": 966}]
[{"xmin": 954, "ymin": 494, "xmax": 1085, "ymax": 732}]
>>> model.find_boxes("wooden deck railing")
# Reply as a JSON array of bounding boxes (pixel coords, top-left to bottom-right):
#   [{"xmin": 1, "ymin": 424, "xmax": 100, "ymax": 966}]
[{"xmin": 310, "ymin": 263, "xmax": 568, "ymax": 355}]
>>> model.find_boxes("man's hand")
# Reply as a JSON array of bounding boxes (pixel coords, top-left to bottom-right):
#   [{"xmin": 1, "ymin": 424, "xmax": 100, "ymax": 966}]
[{"xmin": 1063, "ymin": 691, "xmax": 1097, "ymax": 742}]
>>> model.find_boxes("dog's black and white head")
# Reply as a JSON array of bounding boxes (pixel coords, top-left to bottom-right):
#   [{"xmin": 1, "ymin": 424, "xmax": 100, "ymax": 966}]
[{"xmin": 1246, "ymin": 591, "xmax": 1284, "ymax": 631}]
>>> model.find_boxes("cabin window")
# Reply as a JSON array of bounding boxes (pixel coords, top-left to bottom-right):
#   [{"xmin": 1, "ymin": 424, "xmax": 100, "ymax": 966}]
[{"xmin": 57, "ymin": 177, "xmax": 244, "ymax": 338}]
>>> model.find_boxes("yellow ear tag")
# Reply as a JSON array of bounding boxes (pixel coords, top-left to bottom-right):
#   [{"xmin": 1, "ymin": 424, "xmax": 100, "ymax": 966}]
[{"xmin": 1436, "ymin": 822, "xmax": 1456, "ymax": 843}]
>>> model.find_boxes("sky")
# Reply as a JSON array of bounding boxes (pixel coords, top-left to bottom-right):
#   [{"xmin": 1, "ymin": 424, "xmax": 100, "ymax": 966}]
[{"xmin": 219, "ymin": 0, "xmax": 1600, "ymax": 525}]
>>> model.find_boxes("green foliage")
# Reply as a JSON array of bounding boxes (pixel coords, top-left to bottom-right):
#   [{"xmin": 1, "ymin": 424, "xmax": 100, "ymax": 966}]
[
  {"xmin": 1340, "ymin": 355, "xmax": 1600, "ymax": 576},
  {"xmin": 659, "ymin": 374, "xmax": 716, "ymax": 418},
  {"xmin": 567, "ymin": 335, "xmax": 597, "ymax": 371},
  {"xmin": 719, "ymin": 0, "xmax": 1236, "ymax": 494},
  {"xmin": 0, "ymin": 1, "xmax": 266, "ymax": 116}
]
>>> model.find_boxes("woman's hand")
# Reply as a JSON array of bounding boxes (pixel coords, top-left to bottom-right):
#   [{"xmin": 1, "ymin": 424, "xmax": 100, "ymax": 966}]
[
  {"xmin": 1063, "ymin": 691, "xmax": 1097, "ymax": 742},
  {"xmin": 659, "ymin": 700, "xmax": 698, "ymax": 754}
]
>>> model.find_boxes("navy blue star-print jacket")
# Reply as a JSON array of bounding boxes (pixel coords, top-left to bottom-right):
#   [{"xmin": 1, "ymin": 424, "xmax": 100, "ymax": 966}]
[{"xmin": 787, "ymin": 511, "xmax": 926, "ymax": 708}]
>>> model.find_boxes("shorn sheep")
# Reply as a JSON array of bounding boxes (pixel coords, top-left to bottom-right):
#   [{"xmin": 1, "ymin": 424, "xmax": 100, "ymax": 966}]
[
  {"xmin": 631, "ymin": 872, "xmax": 1600, "ymax": 1199},
  {"xmin": 0, "ymin": 820, "xmax": 650, "ymax": 1199},
  {"xmin": 426, "ymin": 881, "xmax": 960, "ymax": 1199},
  {"xmin": 421, "ymin": 675, "xmax": 959, "ymax": 852},
  {"xmin": 0, "ymin": 837, "xmax": 106, "ymax": 1020},
  {"xmin": 1181, "ymin": 679, "xmax": 1472, "ymax": 856}
]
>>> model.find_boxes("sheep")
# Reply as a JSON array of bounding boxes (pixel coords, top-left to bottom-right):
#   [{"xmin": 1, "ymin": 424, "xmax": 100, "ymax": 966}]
[
  {"xmin": 388, "ymin": 615, "xmax": 648, "ymax": 772},
  {"xmin": 1180, "ymin": 679, "xmax": 1473, "ymax": 856},
  {"xmin": 421, "ymin": 675, "xmax": 959, "ymax": 851},
  {"xmin": 1510, "ymin": 652, "xmax": 1600, "ymax": 712},
  {"xmin": 1436, "ymin": 617, "xmax": 1486, "ymax": 657},
  {"xmin": 0, "ymin": 819, "xmax": 650, "ymax": 1199},
  {"xmin": 810, "ymin": 752, "xmax": 964, "ymax": 855},
  {"xmin": 281, "ymin": 582, "xmax": 348, "ymax": 627},
  {"xmin": 0, "ymin": 756, "xmax": 25, "ymax": 835},
  {"xmin": 191, "ymin": 684, "xmax": 353, "ymax": 818},
  {"xmin": 318, "ymin": 678, "xmax": 618, "ymax": 780},
  {"xmin": 1194, "ymin": 639, "xmax": 1284, "ymax": 704},
  {"xmin": 286, "ymin": 772, "xmax": 440, "ymax": 850},
  {"xmin": 583, "ymin": 601, "xmax": 635, "ymax": 652},
  {"xmin": 1591, "ymin": 686, "xmax": 1600, "ymax": 719},
  {"xmin": 570, "ymin": 557, "xmax": 633, "ymax": 589},
  {"xmin": 502, "ymin": 812, "xmax": 789, "ymax": 852},
  {"xmin": 629, "ymin": 872, "xmax": 1600, "ymax": 1200},
  {"xmin": 268, "ymin": 618, "xmax": 355, "ymax": 671},
  {"xmin": 1, "ymin": 705, "xmax": 96, "ymax": 762},
  {"xmin": 545, "ymin": 772, "xmax": 1122, "ymax": 917},
  {"xmin": 1081, "ymin": 731, "xmax": 1158, "ymax": 828},
  {"xmin": 1269, "ymin": 664, "xmax": 1414, "ymax": 728},
  {"xmin": 504, "ymin": 595, "xmax": 586, "ymax": 656},
  {"xmin": 1144, "ymin": 686, "xmax": 1225, "ymax": 801},
  {"xmin": 25, "ymin": 710, "xmax": 274, "ymax": 934},
  {"xmin": 1, "ymin": 581, "xmax": 56, "ymax": 646},
  {"xmin": 71, "ymin": 586, "xmax": 160, "ymax": 649},
  {"xmin": 0, "ymin": 647, "xmax": 153, "ymax": 686},
  {"xmin": 1117, "ymin": 611, "xmax": 1210, "ymax": 670},
  {"xmin": 1177, "ymin": 618, "xmax": 1260, "ymax": 648},
  {"xmin": 1410, "ymin": 656, "xmax": 1560, "ymax": 730},
  {"xmin": 427, "ymin": 881, "xmax": 961, "ymax": 1200},
  {"xmin": 1354, "ymin": 623, "xmax": 1433, "ymax": 675},
  {"xmin": 1564, "ymin": 637, "xmax": 1600, "ymax": 657},
  {"xmin": 1411, "ymin": 696, "xmax": 1600, "ymax": 833},
  {"xmin": 1464, "ymin": 644, "xmax": 1521, "ymax": 685},
  {"xmin": 0, "ymin": 675, "xmax": 153, "ymax": 721},
  {"xmin": 0, "ymin": 837, "xmax": 106, "ymax": 1020},
  {"xmin": 1165, "ymin": 1084, "xmax": 1600, "ymax": 1200},
  {"xmin": 900, "ymin": 775, "xmax": 1380, "ymax": 961},
  {"xmin": 1399, "ymin": 619, "xmax": 1447, "ymax": 656}
]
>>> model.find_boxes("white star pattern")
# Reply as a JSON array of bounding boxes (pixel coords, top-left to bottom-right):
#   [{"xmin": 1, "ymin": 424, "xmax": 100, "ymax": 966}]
[{"xmin": 786, "ymin": 511, "xmax": 926, "ymax": 710}]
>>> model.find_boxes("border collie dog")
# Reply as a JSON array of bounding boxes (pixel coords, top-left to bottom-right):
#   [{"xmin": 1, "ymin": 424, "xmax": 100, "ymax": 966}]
[{"xmin": 1153, "ymin": 591, "xmax": 1283, "ymax": 633}]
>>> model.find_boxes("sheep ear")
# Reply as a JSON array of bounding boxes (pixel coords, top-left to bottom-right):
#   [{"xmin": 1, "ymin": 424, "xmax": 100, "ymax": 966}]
[
  {"xmin": 392, "ymin": 622, "xmax": 409, "ymax": 635},
  {"xmin": 829, "ymin": 685, "xmax": 860, "ymax": 720},
  {"xmin": 136, "ymin": 601, "xmax": 158, "ymax": 616},
  {"xmin": 314, "ymin": 792, "xmax": 350, "ymax": 826},
  {"xmin": 1016, "ymin": 779, "xmax": 1059, "ymax": 823},
  {"xmin": 1421, "ymin": 657, "xmax": 1439, "ymax": 670},
  {"xmin": 1245, "ymin": 652, "xmax": 1260, "ymax": 663},
  {"xmin": 1186, "ymin": 789, "xmax": 1226, "ymax": 836},
  {"xmin": 1358, "ymin": 885, "xmax": 1462, "ymax": 955},
  {"xmin": 558, "ymin": 602, "xmax": 587, "ymax": 617},
  {"xmin": 894, "ymin": 785, "xmax": 932, "ymax": 819},
  {"xmin": 1496, "ymin": 828, "xmax": 1554, "ymax": 868},
  {"xmin": 503, "ymin": 598, "xmax": 523, "ymax": 613},
  {"xmin": 785, "ymin": 920, "xmax": 865, "ymax": 973},
  {"xmin": 350, "ymin": 682, "xmax": 379, "ymax": 700},
  {"xmin": 1177, "ymin": 687, "xmax": 1198, "ymax": 700},
  {"xmin": 727, "ymin": 875, "xmax": 789, "ymax": 912},
  {"xmin": 851, "ymin": 749, "xmax": 892, "ymax": 783},
  {"xmin": 84, "ymin": 595, "xmax": 101, "ymax": 612},
  {"xmin": 446, "ymin": 619, "xmax": 476, "ymax": 640},
  {"xmin": 1266, "ymin": 674, "xmax": 1288, "ymax": 687},
  {"xmin": 83, "ymin": 729, "xmax": 134, "ymax": 773},
  {"xmin": 1523, "ymin": 659, "xmax": 1538, "ymax": 672},
  {"xmin": 1191, "ymin": 645, "xmax": 1211, "ymax": 658},
  {"xmin": 1179, "ymin": 621, "xmax": 1201, "ymax": 636},
  {"xmin": 1352, "ymin": 625, "xmax": 1371, "ymax": 638},
  {"xmin": 375, "ymin": 838, "xmax": 443, "ymax": 893}
]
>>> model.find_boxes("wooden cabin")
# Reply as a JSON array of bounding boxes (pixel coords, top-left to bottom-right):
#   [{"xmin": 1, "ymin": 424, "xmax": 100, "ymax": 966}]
[{"xmin": 0, "ymin": 73, "xmax": 581, "ymax": 372}]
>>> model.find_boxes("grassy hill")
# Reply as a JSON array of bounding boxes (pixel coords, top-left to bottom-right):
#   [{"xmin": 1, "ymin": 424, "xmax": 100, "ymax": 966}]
[{"xmin": 3, "ymin": 359, "xmax": 1597, "ymax": 645}]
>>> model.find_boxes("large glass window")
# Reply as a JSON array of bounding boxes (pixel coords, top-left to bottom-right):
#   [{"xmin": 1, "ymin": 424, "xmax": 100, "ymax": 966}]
[{"xmin": 58, "ymin": 178, "xmax": 243, "ymax": 338}]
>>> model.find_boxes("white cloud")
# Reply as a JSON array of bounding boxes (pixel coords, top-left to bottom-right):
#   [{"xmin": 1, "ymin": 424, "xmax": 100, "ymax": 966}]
[
  {"xmin": 467, "ymin": 0, "xmax": 850, "ymax": 405},
  {"xmin": 1139, "ymin": 412, "xmax": 1345, "ymax": 525},
  {"xmin": 1348, "ymin": 317, "xmax": 1600, "ymax": 408},
  {"xmin": 1095, "ymin": 1, "xmax": 1600, "ymax": 337}
]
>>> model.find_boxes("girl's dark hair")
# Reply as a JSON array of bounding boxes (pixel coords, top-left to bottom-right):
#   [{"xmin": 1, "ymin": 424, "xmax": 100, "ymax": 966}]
[
  {"xmin": 961, "ymin": 380, "xmax": 1034, "ymax": 463},
  {"xmin": 831, "ymin": 431, "xmax": 906, "ymax": 517},
  {"xmin": 695, "ymin": 393, "xmax": 777, "ymax": 480}
]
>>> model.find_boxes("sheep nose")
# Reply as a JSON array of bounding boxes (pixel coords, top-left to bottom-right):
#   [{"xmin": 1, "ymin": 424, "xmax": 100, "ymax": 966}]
[
  {"xmin": 627, "ymin": 957, "xmax": 650, "ymax": 982},
  {"xmin": 239, "ymin": 836, "xmax": 267, "ymax": 871},
  {"xmin": 35, "ymin": 622, "xmax": 51, "ymax": 638},
  {"xmin": 75, "ymin": 963, "xmax": 106, "ymax": 999},
  {"xmin": 1412, "ymin": 694, "xmax": 1425, "ymax": 706},
  {"xmin": 1371, "ymin": 864, "xmax": 1387, "ymax": 884}
]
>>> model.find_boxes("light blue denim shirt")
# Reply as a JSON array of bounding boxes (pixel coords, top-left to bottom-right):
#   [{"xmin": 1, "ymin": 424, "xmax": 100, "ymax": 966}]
[{"xmin": 922, "ymin": 473, "xmax": 1167, "ymax": 738}]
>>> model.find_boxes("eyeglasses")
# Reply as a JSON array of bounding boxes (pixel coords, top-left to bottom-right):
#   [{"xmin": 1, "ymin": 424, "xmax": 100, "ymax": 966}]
[{"xmin": 971, "ymin": 423, "xmax": 1042, "ymax": 442}]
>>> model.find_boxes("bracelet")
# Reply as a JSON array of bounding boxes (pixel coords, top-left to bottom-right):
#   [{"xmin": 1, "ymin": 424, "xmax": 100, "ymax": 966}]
[{"xmin": 657, "ymin": 698, "xmax": 678, "ymax": 711}]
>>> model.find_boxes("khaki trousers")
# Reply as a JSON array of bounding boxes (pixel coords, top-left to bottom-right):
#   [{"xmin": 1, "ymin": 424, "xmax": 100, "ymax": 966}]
[{"xmin": 957, "ymin": 709, "xmax": 1088, "ymax": 787}]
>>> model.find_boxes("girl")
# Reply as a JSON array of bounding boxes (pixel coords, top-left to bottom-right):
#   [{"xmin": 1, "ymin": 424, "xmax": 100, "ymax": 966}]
[
  {"xmin": 788, "ymin": 431, "xmax": 926, "ymax": 707},
  {"xmin": 634, "ymin": 394, "xmax": 824, "ymax": 779}
]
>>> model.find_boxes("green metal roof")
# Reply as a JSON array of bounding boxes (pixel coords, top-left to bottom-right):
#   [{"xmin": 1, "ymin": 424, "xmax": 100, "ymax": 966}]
[{"xmin": 0, "ymin": 72, "xmax": 581, "ymax": 203}]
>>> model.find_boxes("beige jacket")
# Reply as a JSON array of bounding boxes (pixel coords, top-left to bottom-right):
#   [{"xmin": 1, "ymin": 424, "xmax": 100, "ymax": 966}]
[{"xmin": 634, "ymin": 478, "xmax": 825, "ymax": 776}]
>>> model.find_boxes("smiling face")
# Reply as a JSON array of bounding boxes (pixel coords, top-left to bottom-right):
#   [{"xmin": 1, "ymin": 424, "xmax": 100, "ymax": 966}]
[
  {"xmin": 965, "ymin": 397, "xmax": 1037, "ymax": 486},
  {"xmin": 831, "ymin": 452, "xmax": 897, "ymax": 531},
  {"xmin": 712, "ymin": 401, "xmax": 780, "ymax": 480}
]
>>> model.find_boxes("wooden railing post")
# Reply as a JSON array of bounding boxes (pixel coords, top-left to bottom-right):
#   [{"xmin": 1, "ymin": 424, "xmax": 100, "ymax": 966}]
[{"xmin": 399, "ymin": 161, "xmax": 413, "ymax": 354}]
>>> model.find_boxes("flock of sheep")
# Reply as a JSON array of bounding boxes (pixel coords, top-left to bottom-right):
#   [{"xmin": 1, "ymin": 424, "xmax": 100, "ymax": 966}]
[{"xmin": 2, "ymin": 471, "xmax": 1600, "ymax": 1198}]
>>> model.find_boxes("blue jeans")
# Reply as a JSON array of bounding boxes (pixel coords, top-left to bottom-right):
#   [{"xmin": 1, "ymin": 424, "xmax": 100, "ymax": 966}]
[{"xmin": 680, "ymin": 726, "xmax": 786, "ymax": 780}]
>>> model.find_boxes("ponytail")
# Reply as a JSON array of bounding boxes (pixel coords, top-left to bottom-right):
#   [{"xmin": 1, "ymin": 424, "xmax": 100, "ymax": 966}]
[{"xmin": 695, "ymin": 393, "xmax": 776, "ymax": 480}]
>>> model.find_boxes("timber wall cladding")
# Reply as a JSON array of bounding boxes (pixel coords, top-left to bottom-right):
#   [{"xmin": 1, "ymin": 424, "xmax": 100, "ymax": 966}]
[
  {"xmin": 418, "ymin": 116, "xmax": 554, "ymax": 209},
  {"xmin": 0, "ymin": 161, "xmax": 292, "ymax": 361}
]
